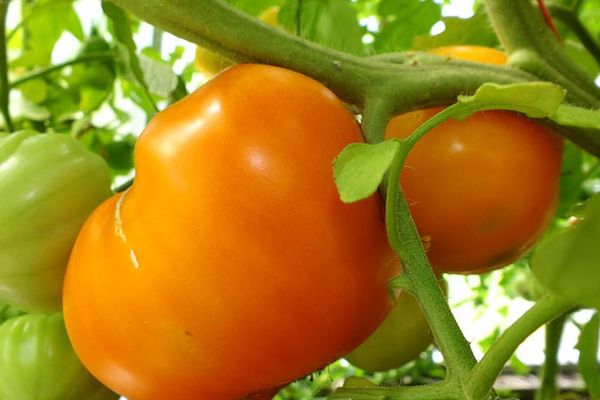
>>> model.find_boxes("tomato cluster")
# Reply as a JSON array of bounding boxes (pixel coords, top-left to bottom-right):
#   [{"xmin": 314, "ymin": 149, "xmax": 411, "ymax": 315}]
[
  {"xmin": 63, "ymin": 64, "xmax": 399, "ymax": 399},
  {"xmin": 0, "ymin": 45, "xmax": 564, "ymax": 399}
]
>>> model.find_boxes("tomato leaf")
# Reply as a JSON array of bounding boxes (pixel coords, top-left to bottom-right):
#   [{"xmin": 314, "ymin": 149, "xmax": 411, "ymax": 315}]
[
  {"xmin": 139, "ymin": 55, "xmax": 179, "ymax": 98},
  {"xmin": 333, "ymin": 141, "xmax": 400, "ymax": 203},
  {"xmin": 279, "ymin": 0, "xmax": 366, "ymax": 55},
  {"xmin": 373, "ymin": 0, "xmax": 441, "ymax": 53},
  {"xmin": 530, "ymin": 195, "xmax": 600, "ymax": 310},
  {"xmin": 457, "ymin": 82, "xmax": 566, "ymax": 119},
  {"xmin": 102, "ymin": 1, "xmax": 157, "ymax": 112},
  {"xmin": 551, "ymin": 104, "xmax": 600, "ymax": 130},
  {"xmin": 413, "ymin": 11, "xmax": 498, "ymax": 50},
  {"xmin": 576, "ymin": 313, "xmax": 600, "ymax": 397},
  {"xmin": 557, "ymin": 142, "xmax": 585, "ymax": 217}
]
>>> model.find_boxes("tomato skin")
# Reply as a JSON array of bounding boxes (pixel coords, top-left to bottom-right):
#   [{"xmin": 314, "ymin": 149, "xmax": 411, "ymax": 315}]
[
  {"xmin": 64, "ymin": 64, "xmax": 398, "ymax": 399},
  {"xmin": 386, "ymin": 46, "xmax": 563, "ymax": 273},
  {"xmin": 0, "ymin": 313, "xmax": 118, "ymax": 400},
  {"xmin": 0, "ymin": 131, "xmax": 112, "ymax": 312},
  {"xmin": 344, "ymin": 290, "xmax": 432, "ymax": 372},
  {"xmin": 429, "ymin": 45, "xmax": 508, "ymax": 65}
]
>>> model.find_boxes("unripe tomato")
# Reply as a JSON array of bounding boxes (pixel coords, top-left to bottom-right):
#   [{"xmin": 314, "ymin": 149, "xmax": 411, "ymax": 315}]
[
  {"xmin": 0, "ymin": 131, "xmax": 112, "ymax": 312},
  {"xmin": 344, "ymin": 290, "xmax": 432, "ymax": 372},
  {"xmin": 386, "ymin": 46, "xmax": 563, "ymax": 273},
  {"xmin": 0, "ymin": 313, "xmax": 118, "ymax": 400},
  {"xmin": 64, "ymin": 64, "xmax": 398, "ymax": 400}
]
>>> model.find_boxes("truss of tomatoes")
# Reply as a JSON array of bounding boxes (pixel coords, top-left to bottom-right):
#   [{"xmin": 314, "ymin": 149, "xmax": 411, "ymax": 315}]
[{"xmin": 62, "ymin": 52, "xmax": 562, "ymax": 399}]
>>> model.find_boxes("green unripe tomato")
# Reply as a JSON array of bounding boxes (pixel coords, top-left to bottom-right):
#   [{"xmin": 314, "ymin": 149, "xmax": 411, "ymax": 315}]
[
  {"xmin": 344, "ymin": 290, "xmax": 433, "ymax": 372},
  {"xmin": 0, "ymin": 313, "xmax": 119, "ymax": 400},
  {"xmin": 0, "ymin": 131, "xmax": 112, "ymax": 312}
]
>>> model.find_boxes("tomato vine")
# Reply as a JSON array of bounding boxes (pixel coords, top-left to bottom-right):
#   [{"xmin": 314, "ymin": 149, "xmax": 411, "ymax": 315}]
[{"xmin": 82, "ymin": 0, "xmax": 600, "ymax": 399}]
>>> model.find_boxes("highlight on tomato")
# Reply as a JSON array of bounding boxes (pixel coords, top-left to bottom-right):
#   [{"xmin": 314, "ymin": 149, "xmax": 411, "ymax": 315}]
[
  {"xmin": 386, "ymin": 46, "xmax": 563, "ymax": 274},
  {"xmin": 63, "ymin": 64, "xmax": 399, "ymax": 400}
]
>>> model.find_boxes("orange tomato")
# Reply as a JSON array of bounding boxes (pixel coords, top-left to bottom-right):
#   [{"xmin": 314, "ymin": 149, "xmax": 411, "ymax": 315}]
[
  {"xmin": 386, "ymin": 46, "xmax": 563, "ymax": 273},
  {"xmin": 63, "ymin": 64, "xmax": 398, "ymax": 399},
  {"xmin": 429, "ymin": 45, "xmax": 508, "ymax": 64}
]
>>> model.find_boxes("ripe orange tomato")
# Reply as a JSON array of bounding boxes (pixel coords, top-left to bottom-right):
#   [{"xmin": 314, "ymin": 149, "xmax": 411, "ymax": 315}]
[
  {"xmin": 386, "ymin": 46, "xmax": 563, "ymax": 274},
  {"xmin": 63, "ymin": 64, "xmax": 399, "ymax": 400}
]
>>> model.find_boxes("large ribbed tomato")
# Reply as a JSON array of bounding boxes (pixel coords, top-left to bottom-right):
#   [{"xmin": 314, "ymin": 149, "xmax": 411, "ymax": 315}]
[
  {"xmin": 386, "ymin": 46, "xmax": 563, "ymax": 273},
  {"xmin": 63, "ymin": 64, "xmax": 398, "ymax": 400}
]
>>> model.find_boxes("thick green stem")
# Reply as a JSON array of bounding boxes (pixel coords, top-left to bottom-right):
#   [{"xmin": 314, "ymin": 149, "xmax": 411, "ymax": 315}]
[
  {"xmin": 10, "ymin": 51, "xmax": 116, "ymax": 88},
  {"xmin": 535, "ymin": 312, "xmax": 569, "ymax": 400},
  {"xmin": 465, "ymin": 295, "xmax": 572, "ymax": 400},
  {"xmin": 361, "ymin": 97, "xmax": 394, "ymax": 144},
  {"xmin": 109, "ymin": 0, "xmax": 600, "ymax": 157},
  {"xmin": 107, "ymin": 0, "xmax": 535, "ymax": 111},
  {"xmin": 549, "ymin": 4, "xmax": 600, "ymax": 68},
  {"xmin": 386, "ymin": 145, "xmax": 477, "ymax": 384},
  {"xmin": 0, "ymin": 0, "xmax": 13, "ymax": 132},
  {"xmin": 485, "ymin": 0, "xmax": 600, "ymax": 108}
]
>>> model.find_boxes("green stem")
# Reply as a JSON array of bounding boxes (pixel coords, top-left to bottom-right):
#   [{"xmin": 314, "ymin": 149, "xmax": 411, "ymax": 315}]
[
  {"xmin": 485, "ymin": 0, "xmax": 600, "ymax": 108},
  {"xmin": 0, "ymin": 0, "xmax": 13, "ymax": 132},
  {"xmin": 361, "ymin": 97, "xmax": 394, "ymax": 144},
  {"xmin": 10, "ymin": 51, "xmax": 116, "ymax": 88},
  {"xmin": 330, "ymin": 379, "xmax": 462, "ymax": 400},
  {"xmin": 107, "ymin": 0, "xmax": 536, "ymax": 112},
  {"xmin": 152, "ymin": 27, "xmax": 163, "ymax": 54},
  {"xmin": 108, "ymin": 0, "xmax": 600, "ymax": 158},
  {"xmin": 465, "ymin": 295, "xmax": 573, "ymax": 400},
  {"xmin": 385, "ymin": 143, "xmax": 477, "ymax": 383},
  {"xmin": 535, "ymin": 312, "xmax": 569, "ymax": 400},
  {"xmin": 549, "ymin": 4, "xmax": 600, "ymax": 68}
]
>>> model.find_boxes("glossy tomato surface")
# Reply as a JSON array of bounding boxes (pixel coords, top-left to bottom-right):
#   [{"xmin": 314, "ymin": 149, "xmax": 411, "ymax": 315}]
[
  {"xmin": 64, "ymin": 64, "xmax": 398, "ymax": 400},
  {"xmin": 386, "ymin": 46, "xmax": 563, "ymax": 274}
]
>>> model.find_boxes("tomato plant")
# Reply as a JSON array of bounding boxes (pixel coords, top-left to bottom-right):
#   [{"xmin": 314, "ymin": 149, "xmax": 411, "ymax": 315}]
[
  {"xmin": 3, "ymin": 1, "xmax": 600, "ymax": 399},
  {"xmin": 0, "ymin": 313, "xmax": 118, "ymax": 400},
  {"xmin": 345, "ymin": 289, "xmax": 433, "ymax": 373},
  {"xmin": 385, "ymin": 46, "xmax": 564, "ymax": 274},
  {"xmin": 0, "ymin": 131, "xmax": 112, "ymax": 312},
  {"xmin": 194, "ymin": 6, "xmax": 281, "ymax": 77},
  {"xmin": 63, "ymin": 64, "xmax": 399, "ymax": 400}
]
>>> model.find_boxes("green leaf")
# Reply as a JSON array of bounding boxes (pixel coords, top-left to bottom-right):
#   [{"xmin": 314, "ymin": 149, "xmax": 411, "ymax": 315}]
[
  {"xmin": 457, "ymin": 82, "xmax": 566, "ymax": 119},
  {"xmin": 333, "ymin": 141, "xmax": 400, "ymax": 203},
  {"xmin": 279, "ymin": 0, "xmax": 366, "ymax": 55},
  {"xmin": 18, "ymin": 79, "xmax": 47, "ymax": 105},
  {"xmin": 373, "ymin": 0, "xmax": 441, "ymax": 53},
  {"xmin": 563, "ymin": 39, "xmax": 600, "ymax": 78},
  {"xmin": 102, "ymin": 1, "xmax": 156, "ymax": 111},
  {"xmin": 551, "ymin": 104, "xmax": 600, "ymax": 130},
  {"xmin": 557, "ymin": 142, "xmax": 585, "ymax": 217},
  {"xmin": 413, "ymin": 11, "xmax": 498, "ymax": 50},
  {"xmin": 12, "ymin": 0, "xmax": 83, "ymax": 67},
  {"xmin": 226, "ymin": 0, "xmax": 282, "ymax": 17},
  {"xmin": 576, "ymin": 313, "xmax": 600, "ymax": 398},
  {"xmin": 139, "ymin": 55, "xmax": 178, "ymax": 98},
  {"xmin": 530, "ymin": 195, "xmax": 600, "ymax": 310}
]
